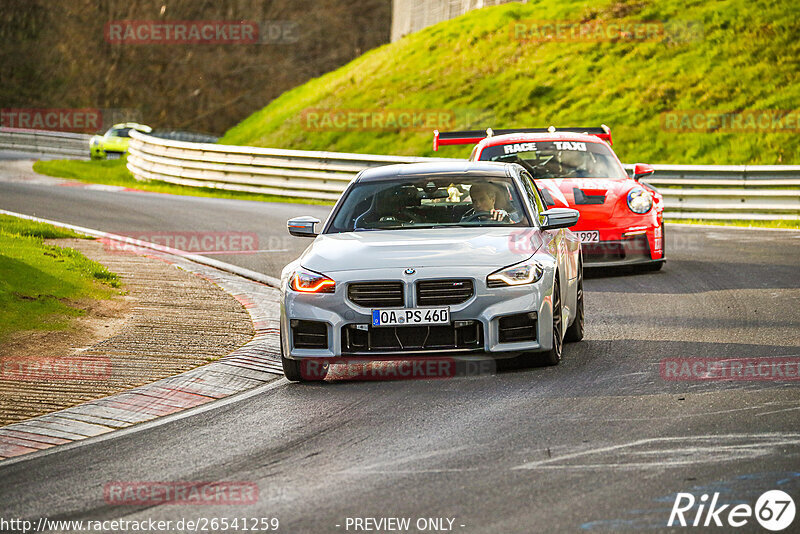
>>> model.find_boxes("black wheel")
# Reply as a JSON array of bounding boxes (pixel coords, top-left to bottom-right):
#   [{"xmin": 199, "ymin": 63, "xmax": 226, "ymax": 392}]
[
  {"xmin": 281, "ymin": 355, "xmax": 304, "ymax": 382},
  {"xmin": 540, "ymin": 276, "xmax": 563, "ymax": 366},
  {"xmin": 281, "ymin": 355, "xmax": 329, "ymax": 382},
  {"xmin": 641, "ymin": 260, "xmax": 665, "ymax": 272},
  {"xmin": 280, "ymin": 325, "xmax": 328, "ymax": 382},
  {"xmin": 564, "ymin": 263, "xmax": 584, "ymax": 343}
]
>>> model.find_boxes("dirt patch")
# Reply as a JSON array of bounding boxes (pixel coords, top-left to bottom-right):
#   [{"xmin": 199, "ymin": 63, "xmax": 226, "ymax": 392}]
[
  {"xmin": 0, "ymin": 295, "xmax": 132, "ymax": 360},
  {"xmin": 0, "ymin": 238, "xmax": 255, "ymax": 426}
]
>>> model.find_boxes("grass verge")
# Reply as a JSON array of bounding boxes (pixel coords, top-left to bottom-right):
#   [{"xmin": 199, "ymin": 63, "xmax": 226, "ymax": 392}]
[
  {"xmin": 220, "ymin": 0, "xmax": 800, "ymax": 165},
  {"xmin": 665, "ymin": 218, "xmax": 800, "ymax": 230},
  {"xmin": 0, "ymin": 215, "xmax": 122, "ymax": 342},
  {"xmin": 32, "ymin": 158, "xmax": 334, "ymax": 206}
]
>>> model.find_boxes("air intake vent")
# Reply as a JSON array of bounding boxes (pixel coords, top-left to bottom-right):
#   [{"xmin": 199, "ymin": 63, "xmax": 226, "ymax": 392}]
[
  {"xmin": 348, "ymin": 281, "xmax": 404, "ymax": 308},
  {"xmin": 417, "ymin": 279, "xmax": 474, "ymax": 306},
  {"xmin": 342, "ymin": 321, "xmax": 483, "ymax": 354},
  {"xmin": 291, "ymin": 320, "xmax": 328, "ymax": 349},
  {"xmin": 498, "ymin": 312, "xmax": 537, "ymax": 343},
  {"xmin": 573, "ymin": 188, "xmax": 606, "ymax": 205}
]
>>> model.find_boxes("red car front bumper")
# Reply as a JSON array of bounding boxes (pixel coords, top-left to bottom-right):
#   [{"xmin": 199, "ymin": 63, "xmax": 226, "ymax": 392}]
[{"xmin": 579, "ymin": 222, "xmax": 664, "ymax": 267}]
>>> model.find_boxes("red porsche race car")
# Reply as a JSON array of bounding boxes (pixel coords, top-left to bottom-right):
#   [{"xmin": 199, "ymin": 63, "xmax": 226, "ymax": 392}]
[{"xmin": 433, "ymin": 126, "xmax": 664, "ymax": 270}]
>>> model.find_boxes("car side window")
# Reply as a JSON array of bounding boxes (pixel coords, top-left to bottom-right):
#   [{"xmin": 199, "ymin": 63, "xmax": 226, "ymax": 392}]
[{"xmin": 519, "ymin": 171, "xmax": 546, "ymax": 225}]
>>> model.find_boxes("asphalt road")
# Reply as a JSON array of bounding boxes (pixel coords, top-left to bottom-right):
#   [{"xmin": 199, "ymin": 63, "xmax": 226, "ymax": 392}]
[
  {"xmin": 0, "ymin": 162, "xmax": 330, "ymax": 278},
  {"xmin": 1, "ymin": 160, "xmax": 800, "ymax": 533}
]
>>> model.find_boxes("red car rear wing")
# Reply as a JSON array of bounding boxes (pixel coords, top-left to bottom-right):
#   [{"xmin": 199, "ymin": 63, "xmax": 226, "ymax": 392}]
[{"xmin": 432, "ymin": 125, "xmax": 612, "ymax": 151}]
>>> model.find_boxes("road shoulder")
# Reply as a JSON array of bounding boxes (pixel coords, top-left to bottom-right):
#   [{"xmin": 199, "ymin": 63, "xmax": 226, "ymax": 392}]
[{"xmin": 0, "ymin": 235, "xmax": 282, "ymax": 462}]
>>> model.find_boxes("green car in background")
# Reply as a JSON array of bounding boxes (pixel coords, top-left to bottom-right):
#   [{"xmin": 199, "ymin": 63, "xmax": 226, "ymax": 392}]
[{"xmin": 89, "ymin": 122, "xmax": 151, "ymax": 159}]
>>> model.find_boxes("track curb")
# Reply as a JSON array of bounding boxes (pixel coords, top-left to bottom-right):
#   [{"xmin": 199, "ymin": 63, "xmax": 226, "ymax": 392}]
[{"xmin": 0, "ymin": 209, "xmax": 284, "ymax": 464}]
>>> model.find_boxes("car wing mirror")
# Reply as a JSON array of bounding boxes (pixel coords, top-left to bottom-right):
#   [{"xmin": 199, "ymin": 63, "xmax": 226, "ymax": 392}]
[
  {"xmin": 287, "ymin": 216, "xmax": 321, "ymax": 237},
  {"xmin": 540, "ymin": 208, "xmax": 579, "ymax": 230},
  {"xmin": 632, "ymin": 163, "xmax": 655, "ymax": 181}
]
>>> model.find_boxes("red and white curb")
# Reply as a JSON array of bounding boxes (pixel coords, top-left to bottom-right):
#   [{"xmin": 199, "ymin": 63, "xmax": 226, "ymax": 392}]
[{"xmin": 0, "ymin": 210, "xmax": 284, "ymax": 462}]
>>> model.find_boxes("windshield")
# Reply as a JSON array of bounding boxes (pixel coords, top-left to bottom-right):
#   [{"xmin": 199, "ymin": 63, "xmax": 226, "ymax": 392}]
[
  {"xmin": 106, "ymin": 127, "xmax": 132, "ymax": 138},
  {"xmin": 480, "ymin": 141, "xmax": 627, "ymax": 179},
  {"xmin": 326, "ymin": 175, "xmax": 530, "ymax": 233}
]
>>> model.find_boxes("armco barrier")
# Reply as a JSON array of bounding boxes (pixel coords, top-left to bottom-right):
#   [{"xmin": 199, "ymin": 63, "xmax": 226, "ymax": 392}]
[
  {"xmin": 127, "ymin": 130, "xmax": 457, "ymax": 201},
  {"xmin": 112, "ymin": 131, "xmax": 800, "ymax": 220},
  {"xmin": 0, "ymin": 128, "xmax": 91, "ymax": 159},
  {"xmin": 635, "ymin": 165, "xmax": 800, "ymax": 221}
]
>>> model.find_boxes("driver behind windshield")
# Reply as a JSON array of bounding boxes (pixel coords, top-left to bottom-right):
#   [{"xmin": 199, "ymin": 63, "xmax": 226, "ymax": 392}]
[{"xmin": 462, "ymin": 182, "xmax": 514, "ymax": 222}]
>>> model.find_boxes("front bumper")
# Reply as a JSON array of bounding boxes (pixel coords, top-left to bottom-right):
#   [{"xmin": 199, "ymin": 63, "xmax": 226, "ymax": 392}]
[
  {"xmin": 580, "ymin": 224, "xmax": 663, "ymax": 267},
  {"xmin": 280, "ymin": 266, "xmax": 555, "ymax": 360}
]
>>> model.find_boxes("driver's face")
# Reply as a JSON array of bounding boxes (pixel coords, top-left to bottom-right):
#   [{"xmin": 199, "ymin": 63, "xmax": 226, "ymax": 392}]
[{"xmin": 472, "ymin": 191, "xmax": 495, "ymax": 212}]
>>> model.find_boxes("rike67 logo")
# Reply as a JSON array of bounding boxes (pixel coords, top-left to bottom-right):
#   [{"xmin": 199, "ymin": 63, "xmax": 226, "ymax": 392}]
[{"xmin": 669, "ymin": 490, "xmax": 795, "ymax": 531}]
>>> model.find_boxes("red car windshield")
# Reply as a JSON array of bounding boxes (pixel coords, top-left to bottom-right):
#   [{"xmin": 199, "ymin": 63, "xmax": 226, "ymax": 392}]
[{"xmin": 480, "ymin": 141, "xmax": 627, "ymax": 179}]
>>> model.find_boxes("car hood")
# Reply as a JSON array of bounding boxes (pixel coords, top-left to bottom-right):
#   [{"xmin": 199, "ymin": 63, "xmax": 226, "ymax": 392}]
[
  {"xmin": 537, "ymin": 177, "xmax": 641, "ymax": 214},
  {"xmin": 301, "ymin": 227, "xmax": 540, "ymax": 273}
]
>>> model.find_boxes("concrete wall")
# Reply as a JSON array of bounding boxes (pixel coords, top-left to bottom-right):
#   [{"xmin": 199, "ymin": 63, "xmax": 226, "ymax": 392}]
[{"xmin": 391, "ymin": 0, "xmax": 520, "ymax": 41}]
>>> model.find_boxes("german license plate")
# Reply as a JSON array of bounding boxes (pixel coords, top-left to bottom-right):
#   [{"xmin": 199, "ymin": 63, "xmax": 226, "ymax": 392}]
[
  {"xmin": 577, "ymin": 230, "xmax": 600, "ymax": 243},
  {"xmin": 371, "ymin": 308, "xmax": 450, "ymax": 327}
]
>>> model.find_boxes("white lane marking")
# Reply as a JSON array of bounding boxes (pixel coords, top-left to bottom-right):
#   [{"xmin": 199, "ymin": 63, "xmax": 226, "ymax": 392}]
[
  {"xmin": 339, "ymin": 445, "xmax": 471, "ymax": 474},
  {"xmin": 668, "ymin": 222, "xmax": 800, "ymax": 233},
  {"xmin": 553, "ymin": 402, "xmax": 791, "ymax": 422},
  {"xmin": 513, "ymin": 433, "xmax": 800, "ymax": 471},
  {"xmin": 58, "ymin": 182, "xmax": 132, "ymax": 192},
  {"xmin": 755, "ymin": 405, "xmax": 800, "ymax": 417},
  {"xmin": 0, "ymin": 378, "xmax": 288, "ymax": 467}
]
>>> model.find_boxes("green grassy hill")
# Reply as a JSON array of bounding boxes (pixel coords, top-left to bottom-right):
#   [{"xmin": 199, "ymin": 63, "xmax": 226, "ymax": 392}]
[{"xmin": 219, "ymin": 0, "xmax": 799, "ymax": 164}]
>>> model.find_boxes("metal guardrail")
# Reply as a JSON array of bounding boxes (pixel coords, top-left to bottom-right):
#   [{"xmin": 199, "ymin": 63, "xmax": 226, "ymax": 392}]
[
  {"xmin": 127, "ymin": 130, "xmax": 459, "ymax": 201},
  {"xmin": 625, "ymin": 165, "xmax": 800, "ymax": 220},
  {"xmin": 126, "ymin": 130, "xmax": 794, "ymax": 220},
  {"xmin": 0, "ymin": 128, "xmax": 91, "ymax": 159}
]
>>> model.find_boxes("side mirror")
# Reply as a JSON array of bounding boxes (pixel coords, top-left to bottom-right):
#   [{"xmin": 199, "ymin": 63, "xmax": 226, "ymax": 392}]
[
  {"xmin": 287, "ymin": 216, "xmax": 321, "ymax": 237},
  {"xmin": 632, "ymin": 163, "xmax": 655, "ymax": 181},
  {"xmin": 540, "ymin": 208, "xmax": 579, "ymax": 230}
]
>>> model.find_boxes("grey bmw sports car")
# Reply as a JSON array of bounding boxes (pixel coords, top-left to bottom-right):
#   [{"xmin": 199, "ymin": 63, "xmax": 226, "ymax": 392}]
[{"xmin": 280, "ymin": 161, "xmax": 584, "ymax": 381}]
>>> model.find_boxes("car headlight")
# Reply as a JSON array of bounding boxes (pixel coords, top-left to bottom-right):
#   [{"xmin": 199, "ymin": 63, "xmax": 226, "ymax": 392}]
[
  {"xmin": 289, "ymin": 267, "xmax": 335, "ymax": 294},
  {"xmin": 90, "ymin": 138, "xmax": 99, "ymax": 146},
  {"xmin": 487, "ymin": 260, "xmax": 544, "ymax": 287},
  {"xmin": 627, "ymin": 188, "xmax": 653, "ymax": 214}
]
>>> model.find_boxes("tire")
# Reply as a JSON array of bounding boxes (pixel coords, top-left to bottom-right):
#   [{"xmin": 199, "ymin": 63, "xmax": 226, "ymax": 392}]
[
  {"xmin": 280, "ymin": 326, "xmax": 328, "ymax": 382},
  {"xmin": 641, "ymin": 260, "xmax": 665, "ymax": 272},
  {"xmin": 564, "ymin": 263, "xmax": 584, "ymax": 343},
  {"xmin": 281, "ymin": 355, "xmax": 329, "ymax": 382},
  {"xmin": 281, "ymin": 355, "xmax": 304, "ymax": 382},
  {"xmin": 540, "ymin": 276, "xmax": 563, "ymax": 366}
]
